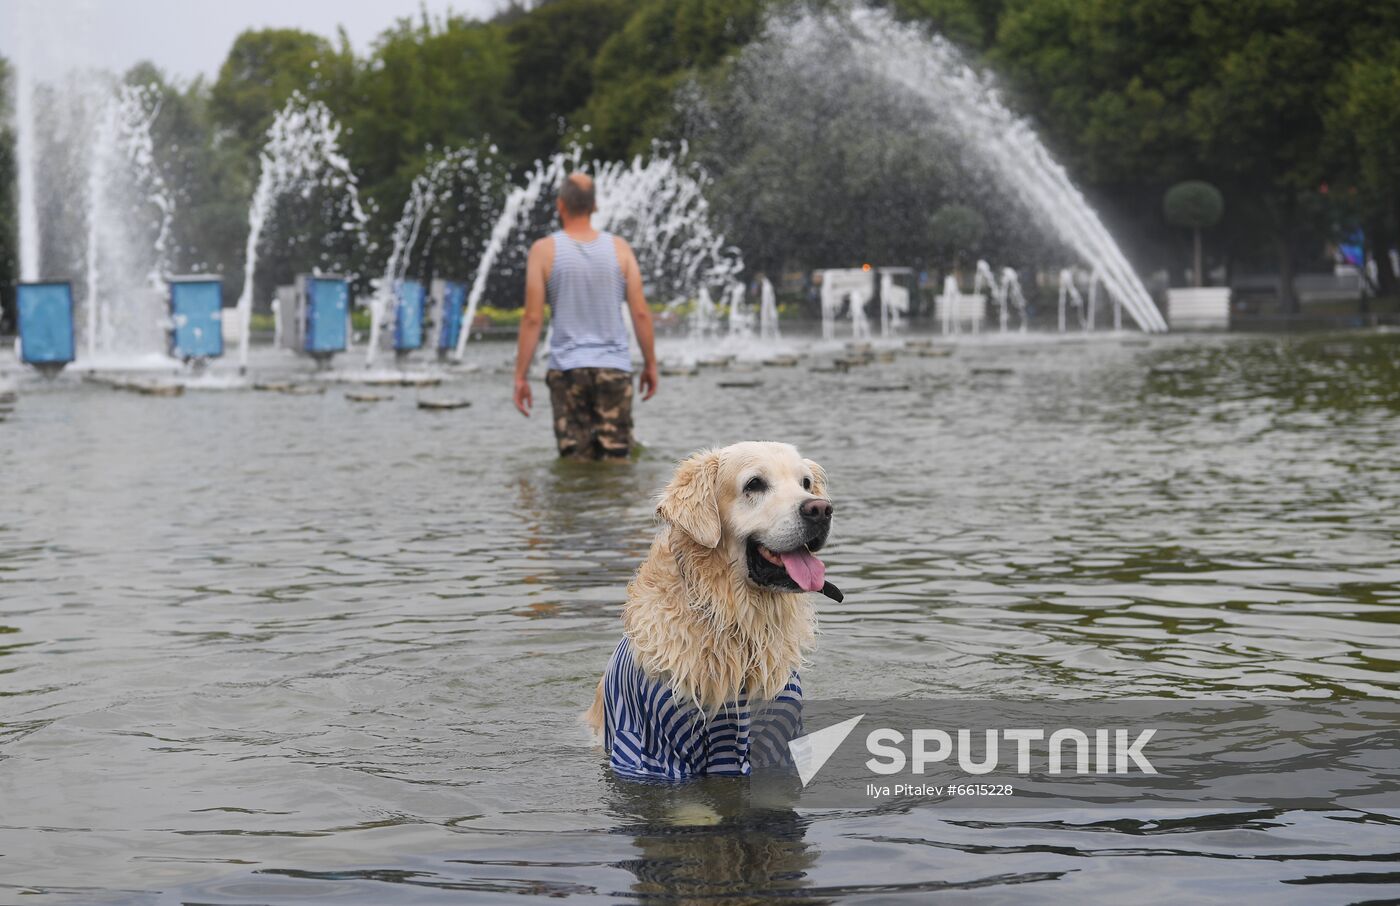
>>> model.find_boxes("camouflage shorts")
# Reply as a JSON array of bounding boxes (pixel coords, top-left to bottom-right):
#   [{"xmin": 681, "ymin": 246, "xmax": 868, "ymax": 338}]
[{"xmin": 545, "ymin": 367, "xmax": 634, "ymax": 459}]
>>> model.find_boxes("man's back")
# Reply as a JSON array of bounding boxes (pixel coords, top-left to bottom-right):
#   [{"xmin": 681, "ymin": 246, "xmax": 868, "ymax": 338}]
[{"xmin": 545, "ymin": 229, "xmax": 631, "ymax": 373}]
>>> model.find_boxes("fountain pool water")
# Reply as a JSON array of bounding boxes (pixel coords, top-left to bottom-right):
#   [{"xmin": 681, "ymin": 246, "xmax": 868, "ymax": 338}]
[{"xmin": 3, "ymin": 333, "xmax": 1400, "ymax": 900}]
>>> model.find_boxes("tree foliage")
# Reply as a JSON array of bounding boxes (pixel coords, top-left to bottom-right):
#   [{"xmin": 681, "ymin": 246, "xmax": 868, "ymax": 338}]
[
  {"xmin": 993, "ymin": 0, "xmax": 1395, "ymax": 306},
  {"xmin": 584, "ymin": 0, "xmax": 767, "ymax": 158},
  {"xmin": 505, "ymin": 0, "xmax": 634, "ymax": 162},
  {"xmin": 4, "ymin": 0, "xmax": 1399, "ymax": 319},
  {"xmin": 210, "ymin": 29, "xmax": 353, "ymax": 156},
  {"xmin": 1163, "ymin": 181, "xmax": 1224, "ymax": 230}
]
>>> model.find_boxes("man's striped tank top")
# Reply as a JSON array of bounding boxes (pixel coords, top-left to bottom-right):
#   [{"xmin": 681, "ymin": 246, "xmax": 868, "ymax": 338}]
[{"xmin": 547, "ymin": 230, "xmax": 631, "ymax": 372}]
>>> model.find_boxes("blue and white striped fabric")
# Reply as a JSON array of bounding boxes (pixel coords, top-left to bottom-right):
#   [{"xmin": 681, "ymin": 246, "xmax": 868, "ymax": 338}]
[
  {"xmin": 600, "ymin": 637, "xmax": 803, "ymax": 780},
  {"xmin": 547, "ymin": 230, "xmax": 631, "ymax": 372}
]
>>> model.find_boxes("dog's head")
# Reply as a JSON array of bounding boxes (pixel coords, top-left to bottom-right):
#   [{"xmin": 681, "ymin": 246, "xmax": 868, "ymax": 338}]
[{"xmin": 657, "ymin": 442, "xmax": 837, "ymax": 599}]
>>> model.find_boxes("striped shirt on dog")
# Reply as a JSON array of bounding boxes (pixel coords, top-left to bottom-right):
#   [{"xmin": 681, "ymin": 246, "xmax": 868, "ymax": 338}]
[{"xmin": 600, "ymin": 637, "xmax": 803, "ymax": 780}]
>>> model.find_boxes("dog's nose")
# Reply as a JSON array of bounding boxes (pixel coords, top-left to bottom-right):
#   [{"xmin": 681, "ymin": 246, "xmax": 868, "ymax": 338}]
[{"xmin": 800, "ymin": 499, "xmax": 833, "ymax": 522}]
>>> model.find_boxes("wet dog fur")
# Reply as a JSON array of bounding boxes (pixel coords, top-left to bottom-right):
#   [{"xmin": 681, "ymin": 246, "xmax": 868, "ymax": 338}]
[{"xmin": 586, "ymin": 441, "xmax": 833, "ymax": 731}]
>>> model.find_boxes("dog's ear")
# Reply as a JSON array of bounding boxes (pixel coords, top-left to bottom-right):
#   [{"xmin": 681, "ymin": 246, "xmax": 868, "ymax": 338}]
[
  {"xmin": 803, "ymin": 458, "xmax": 830, "ymax": 498},
  {"xmin": 657, "ymin": 450, "xmax": 722, "ymax": 548}
]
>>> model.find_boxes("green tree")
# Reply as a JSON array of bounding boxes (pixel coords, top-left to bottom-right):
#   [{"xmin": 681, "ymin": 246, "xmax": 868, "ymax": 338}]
[
  {"xmin": 890, "ymin": 0, "xmax": 1007, "ymax": 51},
  {"xmin": 1163, "ymin": 180, "xmax": 1224, "ymax": 287},
  {"xmin": 585, "ymin": 0, "xmax": 766, "ymax": 158},
  {"xmin": 1182, "ymin": 1, "xmax": 1374, "ymax": 310},
  {"xmin": 994, "ymin": 0, "xmax": 1389, "ymax": 310},
  {"xmin": 210, "ymin": 29, "xmax": 353, "ymax": 151},
  {"xmin": 504, "ymin": 0, "xmax": 634, "ymax": 163},
  {"xmin": 692, "ymin": 2, "xmax": 1074, "ymax": 286},
  {"xmin": 1327, "ymin": 39, "xmax": 1400, "ymax": 297},
  {"xmin": 128, "ymin": 64, "xmax": 251, "ymax": 285},
  {"xmin": 346, "ymin": 11, "xmax": 520, "ymax": 204},
  {"xmin": 992, "ymin": 0, "xmax": 1235, "ymax": 289},
  {"xmin": 927, "ymin": 203, "xmax": 987, "ymax": 269}
]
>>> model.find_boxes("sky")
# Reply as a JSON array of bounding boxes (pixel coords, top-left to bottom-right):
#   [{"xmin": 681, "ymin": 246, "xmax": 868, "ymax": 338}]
[{"xmin": 0, "ymin": 0, "xmax": 507, "ymax": 83}]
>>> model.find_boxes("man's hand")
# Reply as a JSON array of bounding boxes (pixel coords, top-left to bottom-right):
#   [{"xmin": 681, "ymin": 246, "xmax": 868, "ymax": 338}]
[
  {"xmin": 639, "ymin": 362, "xmax": 659, "ymax": 401},
  {"xmin": 514, "ymin": 375, "xmax": 533, "ymax": 416}
]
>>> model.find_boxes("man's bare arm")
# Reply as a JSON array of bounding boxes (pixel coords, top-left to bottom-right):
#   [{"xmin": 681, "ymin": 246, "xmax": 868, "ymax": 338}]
[
  {"xmin": 513, "ymin": 238, "xmax": 551, "ymax": 416},
  {"xmin": 616, "ymin": 237, "xmax": 659, "ymax": 401}
]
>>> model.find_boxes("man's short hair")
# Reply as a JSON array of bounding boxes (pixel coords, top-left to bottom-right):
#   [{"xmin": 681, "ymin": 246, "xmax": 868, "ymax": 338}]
[{"xmin": 559, "ymin": 175, "xmax": 596, "ymax": 216}]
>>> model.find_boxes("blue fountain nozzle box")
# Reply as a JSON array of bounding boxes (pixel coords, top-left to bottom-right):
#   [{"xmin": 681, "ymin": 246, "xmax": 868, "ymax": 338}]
[
  {"xmin": 168, "ymin": 276, "xmax": 224, "ymax": 360},
  {"xmin": 302, "ymin": 275, "xmax": 350, "ymax": 355},
  {"xmin": 394, "ymin": 279, "xmax": 425, "ymax": 352},
  {"xmin": 433, "ymin": 279, "xmax": 467, "ymax": 352},
  {"xmin": 17, "ymin": 282, "xmax": 76, "ymax": 368}
]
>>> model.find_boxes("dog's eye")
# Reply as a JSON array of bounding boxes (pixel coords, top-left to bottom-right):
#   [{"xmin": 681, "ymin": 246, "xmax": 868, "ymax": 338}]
[
  {"xmin": 744, "ymin": 477, "xmax": 768, "ymax": 494},
  {"xmin": 802, "ymin": 476, "xmax": 812, "ymax": 491}
]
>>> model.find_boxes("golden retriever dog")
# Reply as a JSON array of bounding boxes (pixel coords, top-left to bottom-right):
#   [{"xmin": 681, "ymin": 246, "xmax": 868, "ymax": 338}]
[{"xmin": 585, "ymin": 442, "xmax": 840, "ymax": 779}]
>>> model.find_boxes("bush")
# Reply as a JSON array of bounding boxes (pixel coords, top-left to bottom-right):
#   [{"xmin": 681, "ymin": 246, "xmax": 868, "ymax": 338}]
[{"xmin": 1163, "ymin": 181, "xmax": 1225, "ymax": 229}]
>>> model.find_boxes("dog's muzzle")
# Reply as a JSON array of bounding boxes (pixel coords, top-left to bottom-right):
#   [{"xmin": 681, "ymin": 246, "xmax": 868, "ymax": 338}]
[{"xmin": 746, "ymin": 499, "xmax": 842, "ymax": 602}]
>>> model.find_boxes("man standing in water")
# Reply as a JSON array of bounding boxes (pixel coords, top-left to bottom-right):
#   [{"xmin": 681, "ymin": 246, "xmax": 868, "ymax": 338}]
[{"xmin": 512, "ymin": 172, "xmax": 659, "ymax": 460}]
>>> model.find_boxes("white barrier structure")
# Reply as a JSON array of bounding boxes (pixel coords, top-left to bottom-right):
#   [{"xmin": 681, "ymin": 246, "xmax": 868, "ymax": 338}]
[
  {"xmin": 937, "ymin": 275, "xmax": 986, "ymax": 334},
  {"xmin": 819, "ymin": 268, "xmax": 876, "ymax": 340},
  {"xmin": 1167, "ymin": 287, "xmax": 1230, "ymax": 330},
  {"xmin": 821, "ymin": 267, "xmax": 916, "ymax": 339}
]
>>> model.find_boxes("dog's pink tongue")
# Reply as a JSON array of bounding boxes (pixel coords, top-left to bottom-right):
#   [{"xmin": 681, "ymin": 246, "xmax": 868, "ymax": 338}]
[{"xmin": 780, "ymin": 549, "xmax": 826, "ymax": 592}]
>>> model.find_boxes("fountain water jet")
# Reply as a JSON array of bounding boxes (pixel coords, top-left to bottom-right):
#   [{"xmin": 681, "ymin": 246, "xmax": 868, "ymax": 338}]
[
  {"xmin": 758, "ymin": 276, "xmax": 781, "ymax": 342},
  {"xmin": 1058, "ymin": 268, "xmax": 1088, "ymax": 332},
  {"xmin": 973, "ymin": 260, "xmax": 1029, "ymax": 334},
  {"xmin": 878, "ymin": 271, "xmax": 911, "ymax": 338},
  {"xmin": 234, "ymin": 95, "xmax": 370, "ymax": 371},
  {"xmin": 83, "ymin": 83, "xmax": 174, "ymax": 360},
  {"xmin": 1086, "ymin": 269, "xmax": 1123, "ymax": 331},
  {"xmin": 452, "ymin": 153, "xmax": 572, "ymax": 360},
  {"xmin": 14, "ymin": 47, "xmax": 40, "ymax": 281},
  {"xmin": 726, "ymin": 281, "xmax": 752, "ymax": 338},
  {"xmin": 367, "ymin": 145, "xmax": 501, "ymax": 367},
  {"xmin": 691, "ymin": 286, "xmax": 721, "ymax": 341},
  {"xmin": 773, "ymin": 6, "xmax": 1167, "ymax": 333},
  {"xmin": 850, "ymin": 289, "xmax": 872, "ymax": 339},
  {"xmin": 452, "ymin": 145, "xmax": 742, "ymax": 360}
]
